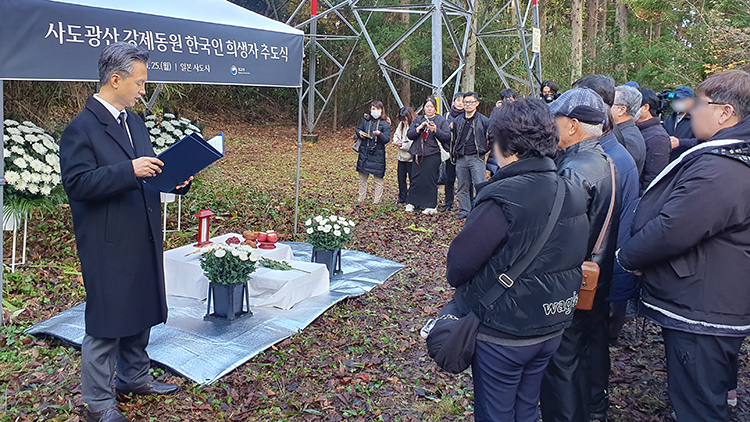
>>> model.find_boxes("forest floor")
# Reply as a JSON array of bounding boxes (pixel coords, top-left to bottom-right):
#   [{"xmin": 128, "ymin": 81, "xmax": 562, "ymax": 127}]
[{"xmin": 1, "ymin": 117, "xmax": 748, "ymax": 421}]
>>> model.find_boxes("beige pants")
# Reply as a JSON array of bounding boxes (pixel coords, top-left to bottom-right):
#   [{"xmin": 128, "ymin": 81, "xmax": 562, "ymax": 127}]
[{"xmin": 358, "ymin": 172, "xmax": 384, "ymax": 204}]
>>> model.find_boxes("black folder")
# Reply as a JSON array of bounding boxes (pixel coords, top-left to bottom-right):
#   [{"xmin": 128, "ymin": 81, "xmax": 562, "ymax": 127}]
[{"xmin": 146, "ymin": 133, "xmax": 223, "ymax": 192}]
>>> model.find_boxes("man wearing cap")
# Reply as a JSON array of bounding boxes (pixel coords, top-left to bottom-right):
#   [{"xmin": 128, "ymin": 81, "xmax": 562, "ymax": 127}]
[
  {"xmin": 664, "ymin": 86, "xmax": 698, "ymax": 160},
  {"xmin": 570, "ymin": 75, "xmax": 639, "ymax": 422},
  {"xmin": 618, "ymin": 69, "xmax": 750, "ymax": 422},
  {"xmin": 540, "ymin": 87, "xmax": 621, "ymax": 422}
]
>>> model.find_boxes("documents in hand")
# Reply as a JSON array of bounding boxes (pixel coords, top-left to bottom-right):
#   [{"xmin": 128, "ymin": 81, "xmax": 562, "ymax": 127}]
[{"xmin": 146, "ymin": 133, "xmax": 224, "ymax": 192}]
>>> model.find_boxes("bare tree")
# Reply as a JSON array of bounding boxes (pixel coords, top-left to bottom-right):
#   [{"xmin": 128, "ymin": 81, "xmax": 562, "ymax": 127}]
[{"xmin": 571, "ymin": 0, "xmax": 584, "ymax": 82}]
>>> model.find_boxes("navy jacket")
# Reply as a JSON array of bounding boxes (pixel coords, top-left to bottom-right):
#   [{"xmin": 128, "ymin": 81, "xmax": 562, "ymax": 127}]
[
  {"xmin": 616, "ymin": 119, "xmax": 647, "ymax": 177},
  {"xmin": 664, "ymin": 112, "xmax": 697, "ymax": 161},
  {"xmin": 619, "ymin": 116, "xmax": 750, "ymax": 336},
  {"xmin": 598, "ymin": 133, "xmax": 639, "ymax": 302},
  {"xmin": 61, "ymin": 96, "xmax": 189, "ymax": 338}
]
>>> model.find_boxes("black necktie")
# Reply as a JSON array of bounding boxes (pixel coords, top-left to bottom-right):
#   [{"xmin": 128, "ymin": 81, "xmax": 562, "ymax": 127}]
[{"xmin": 119, "ymin": 111, "xmax": 136, "ymax": 155}]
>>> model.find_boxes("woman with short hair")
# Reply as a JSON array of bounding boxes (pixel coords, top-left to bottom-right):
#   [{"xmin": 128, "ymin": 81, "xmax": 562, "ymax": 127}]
[
  {"xmin": 406, "ymin": 98, "xmax": 450, "ymax": 214},
  {"xmin": 446, "ymin": 98, "xmax": 589, "ymax": 422},
  {"xmin": 392, "ymin": 106, "xmax": 417, "ymax": 204}
]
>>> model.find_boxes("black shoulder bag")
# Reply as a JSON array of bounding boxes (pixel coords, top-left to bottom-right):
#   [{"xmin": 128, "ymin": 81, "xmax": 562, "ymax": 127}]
[{"xmin": 423, "ymin": 179, "xmax": 566, "ymax": 374}]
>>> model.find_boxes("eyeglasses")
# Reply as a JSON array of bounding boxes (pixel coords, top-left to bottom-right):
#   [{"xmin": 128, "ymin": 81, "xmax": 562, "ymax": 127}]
[
  {"xmin": 695, "ymin": 99, "xmax": 729, "ymax": 108},
  {"xmin": 463, "ymin": 100, "xmax": 478, "ymax": 104}
]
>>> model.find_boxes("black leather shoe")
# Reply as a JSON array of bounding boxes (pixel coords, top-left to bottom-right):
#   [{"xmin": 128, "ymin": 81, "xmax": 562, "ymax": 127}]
[
  {"xmin": 117, "ymin": 381, "xmax": 180, "ymax": 397},
  {"xmin": 83, "ymin": 407, "xmax": 130, "ymax": 422},
  {"xmin": 439, "ymin": 204, "xmax": 453, "ymax": 212}
]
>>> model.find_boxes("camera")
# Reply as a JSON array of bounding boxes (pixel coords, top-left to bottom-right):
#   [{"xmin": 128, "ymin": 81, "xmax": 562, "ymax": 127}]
[{"xmin": 655, "ymin": 89, "xmax": 676, "ymax": 121}]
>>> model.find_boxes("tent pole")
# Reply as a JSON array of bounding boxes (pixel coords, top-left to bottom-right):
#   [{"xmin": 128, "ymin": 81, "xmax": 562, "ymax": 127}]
[
  {"xmin": 294, "ymin": 87, "xmax": 302, "ymax": 234},
  {"xmin": 0, "ymin": 80, "xmax": 5, "ymax": 325}
]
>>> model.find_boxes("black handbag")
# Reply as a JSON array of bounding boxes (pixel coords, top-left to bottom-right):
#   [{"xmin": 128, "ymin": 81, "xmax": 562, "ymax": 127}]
[
  {"xmin": 437, "ymin": 161, "xmax": 447, "ymax": 185},
  {"xmin": 423, "ymin": 179, "xmax": 566, "ymax": 374}
]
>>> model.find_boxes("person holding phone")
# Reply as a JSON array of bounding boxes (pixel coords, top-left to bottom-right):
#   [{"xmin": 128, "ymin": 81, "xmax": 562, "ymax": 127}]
[
  {"xmin": 392, "ymin": 106, "xmax": 417, "ymax": 204},
  {"xmin": 406, "ymin": 98, "xmax": 451, "ymax": 214}
]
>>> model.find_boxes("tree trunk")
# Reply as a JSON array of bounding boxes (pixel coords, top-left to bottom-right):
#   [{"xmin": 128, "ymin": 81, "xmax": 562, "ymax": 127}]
[
  {"xmin": 615, "ymin": 1, "xmax": 628, "ymax": 77},
  {"xmin": 586, "ymin": 0, "xmax": 599, "ymax": 59},
  {"xmin": 598, "ymin": 0, "xmax": 607, "ymax": 34},
  {"xmin": 398, "ymin": 0, "xmax": 411, "ymax": 107},
  {"xmin": 462, "ymin": 0, "xmax": 479, "ymax": 93},
  {"xmin": 571, "ymin": 0, "xmax": 584, "ymax": 83},
  {"xmin": 655, "ymin": 14, "xmax": 662, "ymax": 39}
]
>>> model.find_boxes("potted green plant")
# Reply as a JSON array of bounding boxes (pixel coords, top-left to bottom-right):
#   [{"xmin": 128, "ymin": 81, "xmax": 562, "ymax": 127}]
[
  {"xmin": 304, "ymin": 214, "xmax": 355, "ymax": 279},
  {"xmin": 199, "ymin": 243, "xmax": 259, "ymax": 321}
]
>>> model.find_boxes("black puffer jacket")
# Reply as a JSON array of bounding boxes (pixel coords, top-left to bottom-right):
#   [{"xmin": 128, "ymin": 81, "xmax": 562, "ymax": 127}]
[
  {"xmin": 636, "ymin": 117, "xmax": 671, "ymax": 191},
  {"xmin": 556, "ymin": 137, "xmax": 621, "ymax": 311},
  {"xmin": 355, "ymin": 115, "xmax": 391, "ymax": 178},
  {"xmin": 618, "ymin": 116, "xmax": 750, "ymax": 336},
  {"xmin": 407, "ymin": 114, "xmax": 451, "ymax": 157},
  {"xmin": 454, "ymin": 157, "xmax": 589, "ymax": 337}
]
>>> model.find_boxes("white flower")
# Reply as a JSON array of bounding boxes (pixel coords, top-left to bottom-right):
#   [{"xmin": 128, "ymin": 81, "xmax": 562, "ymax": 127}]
[
  {"xmin": 42, "ymin": 138, "xmax": 56, "ymax": 149},
  {"xmin": 334, "ymin": 224, "xmax": 340, "ymax": 230},
  {"xmin": 330, "ymin": 216, "xmax": 338, "ymax": 222},
  {"xmin": 180, "ymin": 118, "xmax": 191, "ymax": 124},
  {"xmin": 163, "ymin": 113, "xmax": 176, "ymax": 119},
  {"xmin": 15, "ymin": 179, "xmax": 27, "ymax": 190},
  {"xmin": 50, "ymin": 174, "xmax": 61, "ymax": 185},
  {"xmin": 340, "ymin": 220, "xmax": 349, "ymax": 227},
  {"xmin": 19, "ymin": 126, "xmax": 33, "ymax": 134},
  {"xmin": 30, "ymin": 161, "xmax": 44, "ymax": 173},
  {"xmin": 322, "ymin": 226, "xmax": 331, "ymax": 233},
  {"xmin": 27, "ymin": 183, "xmax": 39, "ymax": 194},
  {"xmin": 3, "ymin": 119, "xmax": 19, "ymax": 126},
  {"xmin": 174, "ymin": 129, "xmax": 183, "ymax": 138},
  {"xmin": 22, "ymin": 121, "xmax": 37, "ymax": 128},
  {"xmin": 5, "ymin": 171, "xmax": 20, "ymax": 184},
  {"xmin": 30, "ymin": 173, "xmax": 41, "ymax": 183},
  {"xmin": 324, "ymin": 224, "xmax": 332, "ymax": 230},
  {"xmin": 150, "ymin": 128, "xmax": 160, "ymax": 135},
  {"xmin": 41, "ymin": 174, "xmax": 51, "ymax": 183},
  {"xmin": 320, "ymin": 219, "xmax": 329, "ymax": 226},
  {"xmin": 146, "ymin": 115, "xmax": 157, "ymax": 121},
  {"xmin": 214, "ymin": 249, "xmax": 226, "ymax": 258},
  {"xmin": 45, "ymin": 154, "xmax": 59, "ymax": 166},
  {"xmin": 2, "ymin": 134, "xmax": 8, "ymax": 142},
  {"xmin": 239, "ymin": 252, "xmax": 248, "ymax": 261},
  {"xmin": 156, "ymin": 138, "xmax": 165, "ymax": 147},
  {"xmin": 3, "ymin": 149, "xmax": 9, "ymax": 158},
  {"xmin": 53, "ymin": 163, "xmax": 60, "ymax": 173},
  {"xmin": 13, "ymin": 158, "xmax": 27, "ymax": 169},
  {"xmin": 185, "ymin": 129, "xmax": 194, "ymax": 135},
  {"xmin": 42, "ymin": 165, "xmax": 53, "ymax": 174},
  {"xmin": 349, "ymin": 220, "xmax": 356, "ymax": 227},
  {"xmin": 334, "ymin": 230, "xmax": 341, "ymax": 236},
  {"xmin": 169, "ymin": 120, "xmax": 180, "ymax": 126},
  {"xmin": 40, "ymin": 185, "xmax": 51, "ymax": 195},
  {"xmin": 32, "ymin": 128, "xmax": 44, "ymax": 134},
  {"xmin": 250, "ymin": 250, "xmax": 260, "ymax": 261},
  {"xmin": 161, "ymin": 122, "xmax": 174, "ymax": 132},
  {"xmin": 145, "ymin": 121, "xmax": 156, "ymax": 128},
  {"xmin": 10, "ymin": 134, "xmax": 24, "ymax": 143},
  {"xmin": 305, "ymin": 219, "xmax": 312, "ymax": 226},
  {"xmin": 20, "ymin": 171, "xmax": 31, "ymax": 182},
  {"xmin": 344, "ymin": 227, "xmax": 350, "ymax": 234},
  {"xmin": 188, "ymin": 124, "xmax": 199, "ymax": 131},
  {"xmin": 314, "ymin": 215, "xmax": 323, "ymax": 222},
  {"xmin": 7, "ymin": 127, "xmax": 21, "ymax": 136},
  {"xmin": 306, "ymin": 227, "xmax": 314, "ymax": 234},
  {"xmin": 317, "ymin": 226, "xmax": 325, "ymax": 232},
  {"xmin": 32, "ymin": 143, "xmax": 47, "ymax": 155}
]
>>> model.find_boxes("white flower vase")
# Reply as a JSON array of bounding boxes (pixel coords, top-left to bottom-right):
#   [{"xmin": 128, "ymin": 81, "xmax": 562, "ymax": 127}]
[{"xmin": 3, "ymin": 207, "xmax": 28, "ymax": 272}]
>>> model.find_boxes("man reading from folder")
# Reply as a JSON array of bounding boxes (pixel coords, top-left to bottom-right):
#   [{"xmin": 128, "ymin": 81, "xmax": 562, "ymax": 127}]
[{"xmin": 60, "ymin": 42, "xmax": 191, "ymax": 422}]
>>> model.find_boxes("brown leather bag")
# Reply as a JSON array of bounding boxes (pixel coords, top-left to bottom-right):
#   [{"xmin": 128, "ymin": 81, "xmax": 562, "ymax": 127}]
[{"xmin": 577, "ymin": 157, "xmax": 616, "ymax": 311}]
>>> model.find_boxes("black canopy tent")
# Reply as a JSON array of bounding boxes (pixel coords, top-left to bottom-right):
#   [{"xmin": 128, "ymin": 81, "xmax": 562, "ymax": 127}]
[{"xmin": 0, "ymin": 0, "xmax": 305, "ymax": 320}]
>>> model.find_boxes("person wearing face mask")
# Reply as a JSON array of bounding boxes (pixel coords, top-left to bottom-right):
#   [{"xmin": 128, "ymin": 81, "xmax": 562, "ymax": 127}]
[
  {"xmin": 406, "ymin": 98, "xmax": 451, "ymax": 214},
  {"xmin": 355, "ymin": 101, "xmax": 391, "ymax": 204},
  {"xmin": 540, "ymin": 80, "xmax": 560, "ymax": 104},
  {"xmin": 663, "ymin": 86, "xmax": 698, "ymax": 161}
]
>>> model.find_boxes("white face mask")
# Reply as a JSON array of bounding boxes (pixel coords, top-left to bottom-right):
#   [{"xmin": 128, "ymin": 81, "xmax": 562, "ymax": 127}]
[
  {"xmin": 672, "ymin": 100, "xmax": 687, "ymax": 113},
  {"xmin": 633, "ymin": 109, "xmax": 642, "ymax": 121},
  {"xmin": 371, "ymin": 109, "xmax": 382, "ymax": 119}
]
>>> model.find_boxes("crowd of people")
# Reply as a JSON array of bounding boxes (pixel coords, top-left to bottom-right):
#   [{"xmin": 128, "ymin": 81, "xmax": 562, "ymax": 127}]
[{"xmin": 354, "ymin": 70, "xmax": 750, "ymax": 422}]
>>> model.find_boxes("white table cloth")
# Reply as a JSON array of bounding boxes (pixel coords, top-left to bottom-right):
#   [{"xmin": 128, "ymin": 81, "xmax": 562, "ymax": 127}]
[
  {"xmin": 164, "ymin": 233, "xmax": 293, "ymax": 299},
  {"xmin": 164, "ymin": 233, "xmax": 330, "ymax": 309}
]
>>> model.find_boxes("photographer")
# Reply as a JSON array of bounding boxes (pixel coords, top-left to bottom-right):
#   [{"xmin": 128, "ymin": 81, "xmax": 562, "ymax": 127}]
[
  {"xmin": 355, "ymin": 101, "xmax": 391, "ymax": 204},
  {"xmin": 406, "ymin": 98, "xmax": 451, "ymax": 214},
  {"xmin": 541, "ymin": 80, "xmax": 560, "ymax": 103}
]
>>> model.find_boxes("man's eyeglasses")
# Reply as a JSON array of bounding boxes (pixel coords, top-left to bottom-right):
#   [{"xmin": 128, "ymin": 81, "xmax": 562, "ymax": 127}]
[
  {"xmin": 695, "ymin": 99, "xmax": 729, "ymax": 108},
  {"xmin": 463, "ymin": 100, "xmax": 478, "ymax": 104}
]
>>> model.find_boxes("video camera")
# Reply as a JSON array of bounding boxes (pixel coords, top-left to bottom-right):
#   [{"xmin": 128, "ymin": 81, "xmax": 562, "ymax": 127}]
[{"xmin": 655, "ymin": 90, "xmax": 676, "ymax": 121}]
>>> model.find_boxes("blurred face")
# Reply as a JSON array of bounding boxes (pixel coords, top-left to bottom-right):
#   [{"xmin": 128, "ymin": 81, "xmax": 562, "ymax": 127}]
[
  {"xmin": 112, "ymin": 61, "xmax": 147, "ymax": 109},
  {"xmin": 463, "ymin": 96, "xmax": 479, "ymax": 114},
  {"xmin": 542, "ymin": 86, "xmax": 554, "ymax": 95},
  {"xmin": 424, "ymin": 101, "xmax": 436, "ymax": 117},
  {"xmin": 453, "ymin": 97, "xmax": 464, "ymax": 110},
  {"xmin": 690, "ymin": 95, "xmax": 737, "ymax": 141},
  {"xmin": 555, "ymin": 116, "xmax": 575, "ymax": 150}
]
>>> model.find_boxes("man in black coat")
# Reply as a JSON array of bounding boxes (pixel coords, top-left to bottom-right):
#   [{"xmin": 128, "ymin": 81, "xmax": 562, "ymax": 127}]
[
  {"xmin": 635, "ymin": 88, "xmax": 671, "ymax": 192},
  {"xmin": 61, "ymin": 42, "xmax": 190, "ymax": 422},
  {"xmin": 541, "ymin": 87, "xmax": 621, "ymax": 422},
  {"xmin": 619, "ymin": 70, "xmax": 750, "ymax": 422},
  {"xmin": 613, "ymin": 85, "xmax": 647, "ymax": 176}
]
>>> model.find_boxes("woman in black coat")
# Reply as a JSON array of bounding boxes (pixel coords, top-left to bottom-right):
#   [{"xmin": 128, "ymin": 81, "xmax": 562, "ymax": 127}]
[
  {"xmin": 406, "ymin": 98, "xmax": 451, "ymax": 214},
  {"xmin": 355, "ymin": 100, "xmax": 391, "ymax": 204}
]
